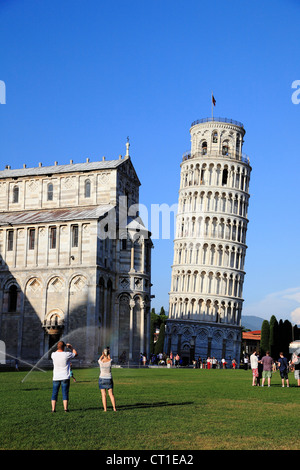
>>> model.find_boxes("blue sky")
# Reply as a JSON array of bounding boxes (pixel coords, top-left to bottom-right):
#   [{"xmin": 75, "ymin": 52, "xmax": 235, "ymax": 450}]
[{"xmin": 1, "ymin": 0, "xmax": 300, "ymax": 324}]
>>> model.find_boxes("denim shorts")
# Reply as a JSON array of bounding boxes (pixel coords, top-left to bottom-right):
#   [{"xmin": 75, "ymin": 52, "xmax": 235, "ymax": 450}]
[
  {"xmin": 51, "ymin": 379, "xmax": 70, "ymax": 401},
  {"xmin": 99, "ymin": 377, "xmax": 113, "ymax": 390}
]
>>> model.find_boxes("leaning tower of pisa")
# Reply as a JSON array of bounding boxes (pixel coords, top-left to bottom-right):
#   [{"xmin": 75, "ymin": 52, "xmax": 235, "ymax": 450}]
[{"xmin": 164, "ymin": 117, "xmax": 252, "ymax": 366}]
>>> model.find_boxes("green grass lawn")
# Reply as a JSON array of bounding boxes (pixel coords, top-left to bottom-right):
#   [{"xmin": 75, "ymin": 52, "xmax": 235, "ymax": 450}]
[{"xmin": 0, "ymin": 366, "xmax": 299, "ymax": 450}]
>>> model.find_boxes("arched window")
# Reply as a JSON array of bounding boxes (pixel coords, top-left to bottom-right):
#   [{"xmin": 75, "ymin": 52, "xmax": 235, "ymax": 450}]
[
  {"xmin": 50, "ymin": 227, "xmax": 57, "ymax": 249},
  {"xmin": 50, "ymin": 314, "xmax": 59, "ymax": 326},
  {"xmin": 7, "ymin": 230, "xmax": 14, "ymax": 251},
  {"xmin": 212, "ymin": 131, "xmax": 218, "ymax": 143},
  {"xmin": 222, "ymin": 141, "xmax": 229, "ymax": 156},
  {"xmin": 28, "ymin": 228, "xmax": 35, "ymax": 250},
  {"xmin": 47, "ymin": 183, "xmax": 53, "ymax": 201},
  {"xmin": 85, "ymin": 179, "xmax": 91, "ymax": 198},
  {"xmin": 13, "ymin": 186, "xmax": 19, "ymax": 203},
  {"xmin": 71, "ymin": 225, "xmax": 79, "ymax": 247},
  {"xmin": 8, "ymin": 285, "xmax": 18, "ymax": 312},
  {"xmin": 202, "ymin": 141, "xmax": 207, "ymax": 155},
  {"xmin": 222, "ymin": 168, "xmax": 228, "ymax": 185}
]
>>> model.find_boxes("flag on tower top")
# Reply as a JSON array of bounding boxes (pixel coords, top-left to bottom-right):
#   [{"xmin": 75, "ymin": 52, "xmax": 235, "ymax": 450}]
[{"xmin": 212, "ymin": 93, "xmax": 216, "ymax": 106}]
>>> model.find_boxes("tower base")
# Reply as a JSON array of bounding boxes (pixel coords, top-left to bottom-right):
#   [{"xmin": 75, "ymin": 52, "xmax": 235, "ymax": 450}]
[{"xmin": 164, "ymin": 319, "xmax": 242, "ymax": 367}]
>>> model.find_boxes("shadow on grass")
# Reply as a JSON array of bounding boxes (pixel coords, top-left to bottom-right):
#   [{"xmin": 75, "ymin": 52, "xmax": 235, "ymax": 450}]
[
  {"xmin": 74, "ymin": 401, "xmax": 194, "ymax": 412},
  {"xmin": 116, "ymin": 401, "xmax": 194, "ymax": 410}
]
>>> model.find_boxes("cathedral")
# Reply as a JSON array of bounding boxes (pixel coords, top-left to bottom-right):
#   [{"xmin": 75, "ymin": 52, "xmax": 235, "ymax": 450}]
[
  {"xmin": 164, "ymin": 118, "xmax": 252, "ymax": 365},
  {"xmin": 0, "ymin": 142, "xmax": 152, "ymax": 365}
]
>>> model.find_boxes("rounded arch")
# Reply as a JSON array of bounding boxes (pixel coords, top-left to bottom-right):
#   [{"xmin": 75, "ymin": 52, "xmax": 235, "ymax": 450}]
[
  {"xmin": 46, "ymin": 273, "xmax": 66, "ymax": 288},
  {"xmin": 45, "ymin": 308, "xmax": 64, "ymax": 325}
]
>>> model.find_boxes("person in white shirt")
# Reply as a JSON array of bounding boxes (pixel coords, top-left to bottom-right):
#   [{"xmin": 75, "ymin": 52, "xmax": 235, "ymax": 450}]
[
  {"xmin": 250, "ymin": 350, "xmax": 259, "ymax": 386},
  {"xmin": 51, "ymin": 341, "xmax": 77, "ymax": 413}
]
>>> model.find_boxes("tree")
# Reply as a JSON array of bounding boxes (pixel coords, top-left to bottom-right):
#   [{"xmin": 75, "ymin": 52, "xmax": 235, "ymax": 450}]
[
  {"xmin": 158, "ymin": 307, "xmax": 168, "ymax": 326},
  {"xmin": 154, "ymin": 323, "xmax": 165, "ymax": 355},
  {"xmin": 260, "ymin": 320, "xmax": 270, "ymax": 356},
  {"xmin": 269, "ymin": 315, "xmax": 279, "ymax": 359},
  {"xmin": 278, "ymin": 319, "xmax": 284, "ymax": 354},
  {"xmin": 293, "ymin": 324, "xmax": 300, "ymax": 341},
  {"xmin": 150, "ymin": 308, "xmax": 157, "ymax": 354},
  {"xmin": 281, "ymin": 320, "xmax": 293, "ymax": 357},
  {"xmin": 150, "ymin": 306, "xmax": 168, "ymax": 354}
]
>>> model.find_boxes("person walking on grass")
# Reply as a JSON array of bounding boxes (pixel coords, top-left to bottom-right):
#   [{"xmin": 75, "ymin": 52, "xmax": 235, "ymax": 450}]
[
  {"xmin": 98, "ymin": 347, "xmax": 117, "ymax": 412},
  {"xmin": 277, "ymin": 352, "xmax": 289, "ymax": 387},
  {"xmin": 260, "ymin": 351, "xmax": 274, "ymax": 387},
  {"xmin": 51, "ymin": 341, "xmax": 77, "ymax": 413}
]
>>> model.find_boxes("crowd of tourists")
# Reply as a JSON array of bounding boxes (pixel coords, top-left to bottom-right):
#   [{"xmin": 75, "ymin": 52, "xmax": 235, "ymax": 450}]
[
  {"xmin": 49, "ymin": 343, "xmax": 300, "ymax": 413},
  {"xmin": 143, "ymin": 353, "xmax": 238, "ymax": 369},
  {"xmin": 249, "ymin": 349, "xmax": 300, "ymax": 387}
]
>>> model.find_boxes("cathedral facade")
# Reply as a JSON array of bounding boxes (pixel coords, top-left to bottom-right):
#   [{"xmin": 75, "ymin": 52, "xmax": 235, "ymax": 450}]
[
  {"xmin": 164, "ymin": 118, "xmax": 252, "ymax": 365},
  {"xmin": 0, "ymin": 143, "xmax": 152, "ymax": 365}
]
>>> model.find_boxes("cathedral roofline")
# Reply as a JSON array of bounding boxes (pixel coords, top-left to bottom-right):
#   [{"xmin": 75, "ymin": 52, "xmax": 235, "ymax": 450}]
[
  {"xmin": 0, "ymin": 204, "xmax": 114, "ymax": 225},
  {"xmin": 0, "ymin": 157, "xmax": 127, "ymax": 179}
]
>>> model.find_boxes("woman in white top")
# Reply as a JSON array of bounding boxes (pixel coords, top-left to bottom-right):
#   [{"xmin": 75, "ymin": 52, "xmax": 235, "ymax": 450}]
[
  {"xmin": 98, "ymin": 348, "xmax": 116, "ymax": 412},
  {"xmin": 250, "ymin": 350, "xmax": 259, "ymax": 386}
]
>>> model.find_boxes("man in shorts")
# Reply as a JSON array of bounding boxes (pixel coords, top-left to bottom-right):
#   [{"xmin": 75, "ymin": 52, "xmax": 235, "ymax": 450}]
[
  {"xmin": 260, "ymin": 351, "xmax": 274, "ymax": 387},
  {"xmin": 277, "ymin": 352, "xmax": 289, "ymax": 387}
]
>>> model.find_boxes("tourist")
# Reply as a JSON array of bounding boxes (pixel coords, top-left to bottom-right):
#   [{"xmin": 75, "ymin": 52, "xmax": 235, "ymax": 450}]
[
  {"xmin": 256, "ymin": 351, "xmax": 263, "ymax": 386},
  {"xmin": 277, "ymin": 352, "xmax": 289, "ymax": 387},
  {"xmin": 51, "ymin": 341, "xmax": 78, "ymax": 413},
  {"xmin": 232, "ymin": 358, "xmax": 237, "ymax": 369},
  {"xmin": 98, "ymin": 347, "xmax": 116, "ymax": 412},
  {"xmin": 250, "ymin": 350, "xmax": 259, "ymax": 386},
  {"xmin": 260, "ymin": 351, "xmax": 274, "ymax": 387},
  {"xmin": 221, "ymin": 358, "xmax": 226, "ymax": 369},
  {"xmin": 244, "ymin": 355, "xmax": 249, "ymax": 370},
  {"xmin": 292, "ymin": 351, "xmax": 300, "ymax": 387},
  {"xmin": 142, "ymin": 353, "xmax": 147, "ymax": 367}
]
